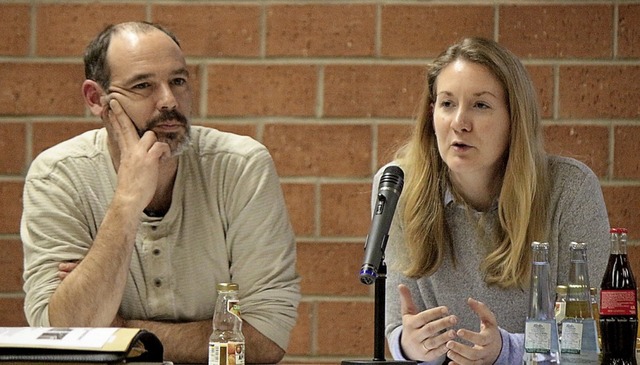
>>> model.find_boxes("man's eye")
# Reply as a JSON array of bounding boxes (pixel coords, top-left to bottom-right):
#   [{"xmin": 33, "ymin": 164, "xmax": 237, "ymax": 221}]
[
  {"xmin": 172, "ymin": 78, "xmax": 187, "ymax": 86},
  {"xmin": 132, "ymin": 82, "xmax": 150, "ymax": 90}
]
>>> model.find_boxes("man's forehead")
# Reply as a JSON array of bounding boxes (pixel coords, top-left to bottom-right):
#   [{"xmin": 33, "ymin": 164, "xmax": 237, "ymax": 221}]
[{"xmin": 106, "ymin": 29, "xmax": 186, "ymax": 81}]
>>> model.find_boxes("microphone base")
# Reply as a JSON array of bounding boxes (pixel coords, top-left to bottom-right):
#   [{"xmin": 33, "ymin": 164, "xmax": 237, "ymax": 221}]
[{"xmin": 341, "ymin": 360, "xmax": 417, "ymax": 364}]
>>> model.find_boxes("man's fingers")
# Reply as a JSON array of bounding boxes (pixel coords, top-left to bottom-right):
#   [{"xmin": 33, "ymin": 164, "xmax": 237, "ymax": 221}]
[
  {"xmin": 108, "ymin": 98, "xmax": 141, "ymax": 147},
  {"xmin": 399, "ymin": 284, "xmax": 418, "ymax": 316}
]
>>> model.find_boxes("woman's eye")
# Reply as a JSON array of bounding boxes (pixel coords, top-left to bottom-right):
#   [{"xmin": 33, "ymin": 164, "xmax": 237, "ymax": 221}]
[
  {"xmin": 475, "ymin": 102, "xmax": 490, "ymax": 109},
  {"xmin": 440, "ymin": 100, "xmax": 453, "ymax": 108}
]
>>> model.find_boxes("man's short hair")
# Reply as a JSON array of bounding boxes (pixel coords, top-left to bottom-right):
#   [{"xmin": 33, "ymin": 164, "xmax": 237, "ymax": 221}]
[{"xmin": 83, "ymin": 21, "xmax": 181, "ymax": 90}]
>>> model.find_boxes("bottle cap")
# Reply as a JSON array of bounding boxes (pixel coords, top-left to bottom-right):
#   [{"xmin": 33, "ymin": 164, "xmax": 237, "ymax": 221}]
[
  {"xmin": 217, "ymin": 282, "xmax": 239, "ymax": 292},
  {"xmin": 556, "ymin": 285, "xmax": 568, "ymax": 294},
  {"xmin": 610, "ymin": 227, "xmax": 628, "ymax": 234}
]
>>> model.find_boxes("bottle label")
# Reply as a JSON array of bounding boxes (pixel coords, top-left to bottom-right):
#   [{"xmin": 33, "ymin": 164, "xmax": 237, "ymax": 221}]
[
  {"xmin": 560, "ymin": 322, "xmax": 583, "ymax": 353},
  {"xmin": 600, "ymin": 289, "xmax": 637, "ymax": 316},
  {"xmin": 208, "ymin": 341, "xmax": 245, "ymax": 365},
  {"xmin": 555, "ymin": 301, "xmax": 566, "ymax": 323},
  {"xmin": 524, "ymin": 321, "xmax": 552, "ymax": 353}
]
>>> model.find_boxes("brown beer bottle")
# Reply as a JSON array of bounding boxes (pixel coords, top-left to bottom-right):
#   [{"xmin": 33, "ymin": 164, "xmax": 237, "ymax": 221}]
[{"xmin": 599, "ymin": 228, "xmax": 638, "ymax": 365}]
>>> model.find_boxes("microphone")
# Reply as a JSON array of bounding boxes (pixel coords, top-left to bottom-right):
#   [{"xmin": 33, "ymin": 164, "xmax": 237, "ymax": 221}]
[{"xmin": 359, "ymin": 165, "xmax": 404, "ymax": 285}]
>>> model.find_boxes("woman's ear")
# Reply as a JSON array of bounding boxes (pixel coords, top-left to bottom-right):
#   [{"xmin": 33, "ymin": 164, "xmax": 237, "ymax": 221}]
[{"xmin": 82, "ymin": 80, "xmax": 106, "ymax": 116}]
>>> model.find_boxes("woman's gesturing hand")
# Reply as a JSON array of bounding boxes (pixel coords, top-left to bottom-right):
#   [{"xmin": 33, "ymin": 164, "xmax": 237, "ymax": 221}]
[
  {"xmin": 445, "ymin": 298, "xmax": 502, "ymax": 365},
  {"xmin": 398, "ymin": 284, "xmax": 458, "ymax": 362}
]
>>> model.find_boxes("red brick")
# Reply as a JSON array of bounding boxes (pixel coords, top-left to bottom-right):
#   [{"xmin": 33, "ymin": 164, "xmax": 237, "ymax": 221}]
[
  {"xmin": 627, "ymin": 246, "xmax": 640, "ymax": 286},
  {"xmin": 320, "ymin": 183, "xmax": 371, "ymax": 237},
  {"xmin": 316, "ymin": 301, "xmax": 374, "ymax": 355},
  {"xmin": 0, "ymin": 63, "xmax": 85, "ymax": 116},
  {"xmin": 32, "ymin": 122, "xmax": 101, "ymax": 158},
  {"xmin": 297, "ymin": 242, "xmax": 368, "ymax": 296},
  {"xmin": 153, "ymin": 4, "xmax": 260, "ymax": 57},
  {"xmin": 0, "ymin": 298, "xmax": 28, "ymax": 326},
  {"xmin": 287, "ymin": 302, "xmax": 312, "ymax": 355},
  {"xmin": 543, "ymin": 125, "xmax": 609, "ymax": 178},
  {"xmin": 282, "ymin": 184, "xmax": 315, "ymax": 236},
  {"xmin": 36, "ymin": 4, "xmax": 146, "ymax": 57},
  {"xmin": 267, "ymin": 4, "xmax": 375, "ymax": 57},
  {"xmin": 207, "ymin": 65, "xmax": 317, "ymax": 117},
  {"xmin": 324, "ymin": 65, "xmax": 425, "ymax": 118},
  {"xmin": 194, "ymin": 122, "xmax": 257, "ymax": 140},
  {"xmin": 0, "ymin": 4, "xmax": 30, "ymax": 56},
  {"xmin": 263, "ymin": 124, "xmax": 371, "ymax": 177},
  {"xmin": 619, "ymin": 5, "xmax": 640, "ymax": 58},
  {"xmin": 0, "ymin": 181, "xmax": 23, "ymax": 235},
  {"xmin": 377, "ymin": 123, "xmax": 413, "ymax": 168},
  {"xmin": 527, "ymin": 66, "xmax": 554, "ymax": 119},
  {"xmin": 614, "ymin": 126, "xmax": 640, "ymax": 179},
  {"xmin": 499, "ymin": 5, "xmax": 613, "ymax": 59},
  {"xmin": 559, "ymin": 66, "xmax": 640, "ymax": 119},
  {"xmin": 0, "ymin": 123, "xmax": 26, "ymax": 175},
  {"xmin": 602, "ymin": 186, "xmax": 640, "ymax": 239},
  {"xmin": 0, "ymin": 239, "xmax": 24, "ymax": 292},
  {"xmin": 381, "ymin": 5, "xmax": 493, "ymax": 58}
]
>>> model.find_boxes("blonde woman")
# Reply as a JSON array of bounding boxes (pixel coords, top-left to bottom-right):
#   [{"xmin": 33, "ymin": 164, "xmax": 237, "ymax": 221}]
[{"xmin": 376, "ymin": 37, "xmax": 609, "ymax": 365}]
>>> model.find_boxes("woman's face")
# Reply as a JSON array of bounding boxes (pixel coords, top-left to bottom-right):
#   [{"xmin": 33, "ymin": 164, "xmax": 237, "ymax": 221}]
[{"xmin": 432, "ymin": 59, "xmax": 510, "ymax": 185}]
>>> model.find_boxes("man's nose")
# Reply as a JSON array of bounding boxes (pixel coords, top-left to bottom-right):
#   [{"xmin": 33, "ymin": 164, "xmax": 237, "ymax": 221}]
[{"xmin": 157, "ymin": 84, "xmax": 177, "ymax": 110}]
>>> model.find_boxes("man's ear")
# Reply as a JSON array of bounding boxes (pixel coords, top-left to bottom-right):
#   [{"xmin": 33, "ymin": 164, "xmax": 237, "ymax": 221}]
[{"xmin": 82, "ymin": 80, "xmax": 106, "ymax": 116}]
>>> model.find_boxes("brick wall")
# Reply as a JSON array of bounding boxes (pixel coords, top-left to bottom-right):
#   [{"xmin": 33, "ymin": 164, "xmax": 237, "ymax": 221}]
[{"xmin": 0, "ymin": 1, "xmax": 639, "ymax": 363}]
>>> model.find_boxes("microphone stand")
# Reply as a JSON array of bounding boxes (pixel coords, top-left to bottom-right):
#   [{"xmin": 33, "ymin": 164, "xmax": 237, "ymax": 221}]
[{"xmin": 342, "ymin": 262, "xmax": 417, "ymax": 365}]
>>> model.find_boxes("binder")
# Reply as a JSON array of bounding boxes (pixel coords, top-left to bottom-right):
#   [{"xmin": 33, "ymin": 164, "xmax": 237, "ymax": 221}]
[{"xmin": 0, "ymin": 327, "xmax": 163, "ymax": 363}]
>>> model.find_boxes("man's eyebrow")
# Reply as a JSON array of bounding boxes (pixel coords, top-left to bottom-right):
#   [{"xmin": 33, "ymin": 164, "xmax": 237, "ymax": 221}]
[{"xmin": 121, "ymin": 68, "xmax": 190, "ymax": 86}]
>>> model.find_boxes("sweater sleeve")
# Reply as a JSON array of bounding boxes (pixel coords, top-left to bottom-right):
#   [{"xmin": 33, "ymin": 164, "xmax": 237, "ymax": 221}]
[{"xmin": 494, "ymin": 328, "xmax": 524, "ymax": 365}]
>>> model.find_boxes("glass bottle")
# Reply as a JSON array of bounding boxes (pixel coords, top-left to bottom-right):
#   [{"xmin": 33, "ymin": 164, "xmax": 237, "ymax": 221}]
[
  {"xmin": 209, "ymin": 283, "xmax": 245, "ymax": 365},
  {"xmin": 524, "ymin": 241, "xmax": 560, "ymax": 364},
  {"xmin": 600, "ymin": 228, "xmax": 638, "ymax": 365},
  {"xmin": 560, "ymin": 241, "xmax": 599, "ymax": 364},
  {"xmin": 555, "ymin": 285, "xmax": 567, "ymax": 344},
  {"xmin": 589, "ymin": 287, "xmax": 601, "ymax": 350}
]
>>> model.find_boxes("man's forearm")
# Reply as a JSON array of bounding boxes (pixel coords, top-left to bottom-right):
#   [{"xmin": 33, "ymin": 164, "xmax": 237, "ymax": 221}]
[
  {"xmin": 48, "ymin": 199, "xmax": 140, "ymax": 327},
  {"xmin": 124, "ymin": 319, "xmax": 284, "ymax": 364}
]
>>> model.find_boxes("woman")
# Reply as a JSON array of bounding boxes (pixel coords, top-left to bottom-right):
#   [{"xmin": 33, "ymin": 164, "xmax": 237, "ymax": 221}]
[{"xmin": 377, "ymin": 37, "xmax": 609, "ymax": 364}]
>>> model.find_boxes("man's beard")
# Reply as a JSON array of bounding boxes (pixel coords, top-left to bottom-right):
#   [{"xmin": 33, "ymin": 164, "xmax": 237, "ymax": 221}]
[{"xmin": 137, "ymin": 109, "xmax": 191, "ymax": 156}]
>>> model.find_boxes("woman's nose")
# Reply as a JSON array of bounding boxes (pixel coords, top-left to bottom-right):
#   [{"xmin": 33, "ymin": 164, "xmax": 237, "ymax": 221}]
[{"xmin": 451, "ymin": 108, "xmax": 471, "ymax": 132}]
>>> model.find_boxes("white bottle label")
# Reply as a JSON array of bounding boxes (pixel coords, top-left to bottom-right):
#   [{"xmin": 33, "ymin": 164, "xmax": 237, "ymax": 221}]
[
  {"xmin": 561, "ymin": 322, "xmax": 583, "ymax": 353},
  {"xmin": 208, "ymin": 342, "xmax": 245, "ymax": 365},
  {"xmin": 525, "ymin": 321, "xmax": 552, "ymax": 353}
]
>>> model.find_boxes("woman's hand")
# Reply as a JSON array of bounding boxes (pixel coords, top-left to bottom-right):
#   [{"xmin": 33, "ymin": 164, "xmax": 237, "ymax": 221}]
[
  {"xmin": 398, "ymin": 284, "xmax": 458, "ymax": 361},
  {"xmin": 445, "ymin": 298, "xmax": 502, "ymax": 365}
]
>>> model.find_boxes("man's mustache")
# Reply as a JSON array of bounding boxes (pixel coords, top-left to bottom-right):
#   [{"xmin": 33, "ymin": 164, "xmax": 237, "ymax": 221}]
[{"xmin": 137, "ymin": 109, "xmax": 189, "ymax": 137}]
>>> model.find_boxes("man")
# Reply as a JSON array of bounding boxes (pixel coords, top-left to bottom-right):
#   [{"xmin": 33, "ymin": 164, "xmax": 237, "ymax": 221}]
[{"xmin": 21, "ymin": 21, "xmax": 300, "ymax": 364}]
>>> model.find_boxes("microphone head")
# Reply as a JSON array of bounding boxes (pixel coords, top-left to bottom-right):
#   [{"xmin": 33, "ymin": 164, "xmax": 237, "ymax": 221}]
[{"xmin": 380, "ymin": 165, "xmax": 404, "ymax": 192}]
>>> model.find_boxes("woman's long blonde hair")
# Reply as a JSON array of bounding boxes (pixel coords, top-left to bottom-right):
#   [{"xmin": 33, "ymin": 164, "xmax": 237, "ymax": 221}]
[{"xmin": 397, "ymin": 37, "xmax": 549, "ymax": 289}]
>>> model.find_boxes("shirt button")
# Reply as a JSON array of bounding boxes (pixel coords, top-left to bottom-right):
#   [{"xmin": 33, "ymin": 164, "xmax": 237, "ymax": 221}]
[
  {"xmin": 154, "ymin": 278, "xmax": 162, "ymax": 287},
  {"xmin": 153, "ymin": 248, "xmax": 161, "ymax": 256}
]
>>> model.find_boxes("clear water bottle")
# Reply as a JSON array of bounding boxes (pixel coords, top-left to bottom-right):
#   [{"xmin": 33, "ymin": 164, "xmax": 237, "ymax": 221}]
[
  {"xmin": 208, "ymin": 283, "xmax": 245, "ymax": 365},
  {"xmin": 560, "ymin": 242, "xmax": 599, "ymax": 364},
  {"xmin": 524, "ymin": 241, "xmax": 560, "ymax": 364}
]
